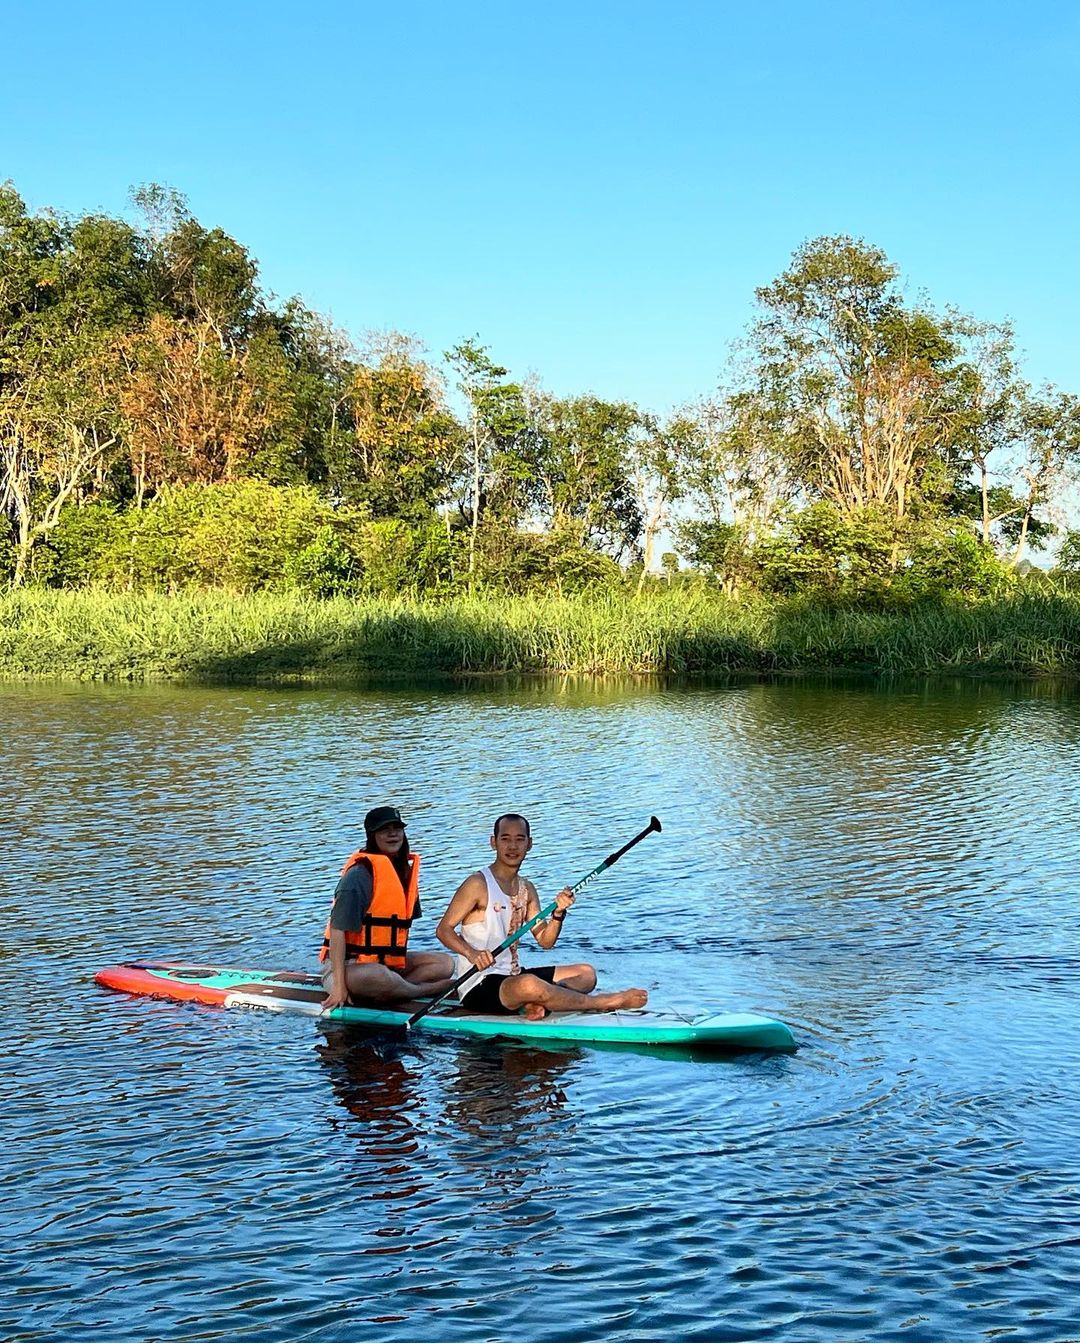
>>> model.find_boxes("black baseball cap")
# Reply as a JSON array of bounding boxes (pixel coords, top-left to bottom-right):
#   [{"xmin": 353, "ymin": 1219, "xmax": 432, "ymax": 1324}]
[{"xmin": 364, "ymin": 805, "xmax": 405, "ymax": 834}]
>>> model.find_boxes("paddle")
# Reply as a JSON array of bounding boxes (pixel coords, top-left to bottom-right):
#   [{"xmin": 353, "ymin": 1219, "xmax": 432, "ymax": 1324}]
[{"xmin": 405, "ymin": 815, "xmax": 662, "ymax": 1030}]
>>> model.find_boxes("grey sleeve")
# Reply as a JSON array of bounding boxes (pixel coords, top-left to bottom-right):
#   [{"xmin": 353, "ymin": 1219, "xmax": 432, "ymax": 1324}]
[{"xmin": 329, "ymin": 862, "xmax": 374, "ymax": 932}]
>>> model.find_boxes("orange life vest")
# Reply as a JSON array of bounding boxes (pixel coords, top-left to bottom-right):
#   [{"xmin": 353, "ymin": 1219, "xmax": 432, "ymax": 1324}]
[{"xmin": 319, "ymin": 851, "xmax": 421, "ymax": 971}]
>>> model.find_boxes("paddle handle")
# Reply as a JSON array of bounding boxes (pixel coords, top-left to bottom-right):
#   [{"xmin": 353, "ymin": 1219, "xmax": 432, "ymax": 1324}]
[
  {"xmin": 568, "ymin": 816, "xmax": 664, "ymax": 894},
  {"xmin": 405, "ymin": 815, "xmax": 661, "ymax": 1029}
]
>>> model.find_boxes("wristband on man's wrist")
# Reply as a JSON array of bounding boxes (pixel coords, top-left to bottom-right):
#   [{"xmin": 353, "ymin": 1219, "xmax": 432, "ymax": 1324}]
[{"xmin": 551, "ymin": 909, "xmax": 566, "ymax": 923}]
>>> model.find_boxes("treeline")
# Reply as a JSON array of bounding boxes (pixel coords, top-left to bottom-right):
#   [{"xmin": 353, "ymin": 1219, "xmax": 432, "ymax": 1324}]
[{"xmin": 3, "ymin": 182, "xmax": 1080, "ymax": 605}]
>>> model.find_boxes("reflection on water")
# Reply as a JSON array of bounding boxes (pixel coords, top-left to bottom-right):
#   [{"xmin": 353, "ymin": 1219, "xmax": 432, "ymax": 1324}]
[
  {"xmin": 316, "ymin": 1030, "xmax": 429, "ymax": 1201},
  {"xmin": 317, "ymin": 1025, "xmax": 579, "ymax": 1205},
  {"xmin": 2, "ymin": 676, "xmax": 1079, "ymax": 1341},
  {"xmin": 441, "ymin": 1043, "xmax": 575, "ymax": 1145}
]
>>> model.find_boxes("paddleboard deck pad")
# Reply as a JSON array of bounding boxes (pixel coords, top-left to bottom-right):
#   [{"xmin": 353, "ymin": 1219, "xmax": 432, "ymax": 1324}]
[{"xmin": 94, "ymin": 962, "xmax": 796, "ymax": 1051}]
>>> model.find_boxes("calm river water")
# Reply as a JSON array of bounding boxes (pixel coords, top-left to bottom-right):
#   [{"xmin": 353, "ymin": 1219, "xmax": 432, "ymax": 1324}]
[{"xmin": 2, "ymin": 677, "xmax": 1078, "ymax": 1342}]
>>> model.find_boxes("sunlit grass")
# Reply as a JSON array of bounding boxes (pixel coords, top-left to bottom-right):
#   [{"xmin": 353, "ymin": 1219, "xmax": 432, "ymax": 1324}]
[{"xmin": 2, "ymin": 586, "xmax": 1079, "ymax": 680}]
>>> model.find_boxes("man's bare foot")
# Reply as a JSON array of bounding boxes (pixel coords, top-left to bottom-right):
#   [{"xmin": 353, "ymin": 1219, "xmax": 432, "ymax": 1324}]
[
  {"xmin": 591, "ymin": 988, "xmax": 648, "ymax": 1011},
  {"xmin": 521, "ymin": 1003, "xmax": 548, "ymax": 1021}
]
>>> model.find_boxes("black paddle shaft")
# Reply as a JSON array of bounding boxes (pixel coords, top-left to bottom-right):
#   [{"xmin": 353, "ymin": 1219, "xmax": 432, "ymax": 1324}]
[{"xmin": 405, "ymin": 815, "xmax": 662, "ymax": 1029}]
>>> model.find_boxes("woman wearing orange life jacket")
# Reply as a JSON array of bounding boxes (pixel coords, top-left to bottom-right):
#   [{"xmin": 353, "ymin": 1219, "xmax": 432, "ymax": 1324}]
[{"xmin": 320, "ymin": 806, "xmax": 455, "ymax": 1010}]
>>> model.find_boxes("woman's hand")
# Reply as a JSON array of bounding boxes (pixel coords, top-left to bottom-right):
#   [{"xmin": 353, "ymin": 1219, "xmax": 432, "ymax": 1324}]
[
  {"xmin": 321, "ymin": 982, "xmax": 350, "ymax": 1012},
  {"xmin": 470, "ymin": 949, "xmax": 495, "ymax": 970}
]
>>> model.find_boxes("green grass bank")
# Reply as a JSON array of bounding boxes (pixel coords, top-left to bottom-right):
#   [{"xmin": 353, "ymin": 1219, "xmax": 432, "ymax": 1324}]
[{"xmin": 4, "ymin": 587, "xmax": 1080, "ymax": 682}]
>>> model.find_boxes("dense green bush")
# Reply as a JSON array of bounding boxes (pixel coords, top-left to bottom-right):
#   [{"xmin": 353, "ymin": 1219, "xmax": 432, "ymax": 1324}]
[
  {"xmin": 18, "ymin": 482, "xmax": 1019, "ymax": 610},
  {"xmin": 474, "ymin": 528, "xmax": 624, "ymax": 594},
  {"xmin": 35, "ymin": 481, "xmax": 366, "ymax": 594},
  {"xmin": 352, "ymin": 517, "xmax": 461, "ymax": 595},
  {"xmin": 280, "ymin": 525, "xmax": 358, "ymax": 597},
  {"xmin": 1055, "ymin": 530, "xmax": 1080, "ymax": 576},
  {"xmin": 753, "ymin": 505, "xmax": 1012, "ymax": 607},
  {"xmin": 30, "ymin": 501, "xmax": 124, "ymax": 586},
  {"xmin": 900, "ymin": 523, "xmax": 1011, "ymax": 601}
]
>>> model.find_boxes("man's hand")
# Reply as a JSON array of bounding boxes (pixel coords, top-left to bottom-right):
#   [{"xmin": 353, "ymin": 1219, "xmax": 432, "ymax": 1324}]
[{"xmin": 554, "ymin": 888, "xmax": 575, "ymax": 914}]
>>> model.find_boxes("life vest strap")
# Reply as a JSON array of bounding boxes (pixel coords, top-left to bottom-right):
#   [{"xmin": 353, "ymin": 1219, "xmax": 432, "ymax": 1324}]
[
  {"xmin": 320, "ymin": 913, "xmax": 414, "ymax": 961},
  {"xmin": 318, "ymin": 936, "xmax": 409, "ymax": 967}
]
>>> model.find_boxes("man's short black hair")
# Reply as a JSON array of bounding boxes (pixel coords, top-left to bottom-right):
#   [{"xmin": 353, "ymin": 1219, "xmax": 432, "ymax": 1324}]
[{"xmin": 493, "ymin": 813, "xmax": 530, "ymax": 838}]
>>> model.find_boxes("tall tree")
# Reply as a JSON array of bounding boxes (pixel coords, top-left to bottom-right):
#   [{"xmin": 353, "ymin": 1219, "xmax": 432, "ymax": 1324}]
[
  {"xmin": 445, "ymin": 339, "xmax": 527, "ymax": 580},
  {"xmin": 118, "ymin": 313, "xmax": 282, "ymax": 502},
  {"xmin": 521, "ymin": 391, "xmax": 642, "ymax": 555},
  {"xmin": 672, "ymin": 389, "xmax": 799, "ymax": 595},
  {"xmin": 753, "ymin": 236, "xmax": 963, "ymax": 524},
  {"xmin": 1005, "ymin": 389, "xmax": 1080, "ymax": 566},
  {"xmin": 118, "ymin": 191, "xmax": 322, "ymax": 503},
  {"xmin": 685, "ymin": 388, "xmax": 798, "ymax": 538},
  {"xmin": 132, "ymin": 185, "xmax": 259, "ymax": 340},
  {"xmin": 946, "ymin": 320, "xmax": 1075, "ymax": 562},
  {"xmin": 1, "ymin": 329, "xmax": 119, "ymax": 584},
  {"xmin": 945, "ymin": 317, "xmax": 1023, "ymax": 545},
  {"xmin": 630, "ymin": 411, "xmax": 695, "ymax": 590},
  {"xmin": 337, "ymin": 332, "xmax": 461, "ymax": 521},
  {"xmin": 249, "ymin": 301, "xmax": 354, "ymax": 488},
  {"xmin": 0, "ymin": 187, "xmax": 146, "ymax": 582}
]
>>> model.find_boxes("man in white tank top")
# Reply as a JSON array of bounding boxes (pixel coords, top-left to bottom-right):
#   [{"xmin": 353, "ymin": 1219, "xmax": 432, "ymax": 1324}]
[{"xmin": 435, "ymin": 814, "xmax": 648, "ymax": 1019}]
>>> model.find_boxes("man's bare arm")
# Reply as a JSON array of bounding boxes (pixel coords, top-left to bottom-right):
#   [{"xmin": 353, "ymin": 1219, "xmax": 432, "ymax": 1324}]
[
  {"xmin": 435, "ymin": 874, "xmax": 495, "ymax": 969},
  {"xmin": 531, "ymin": 883, "xmax": 575, "ymax": 951}
]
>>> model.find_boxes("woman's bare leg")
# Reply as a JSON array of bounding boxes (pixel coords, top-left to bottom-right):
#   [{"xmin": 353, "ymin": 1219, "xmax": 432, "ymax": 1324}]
[
  {"xmin": 402, "ymin": 951, "xmax": 455, "ymax": 991},
  {"xmin": 344, "ymin": 961, "xmax": 454, "ymax": 1002}
]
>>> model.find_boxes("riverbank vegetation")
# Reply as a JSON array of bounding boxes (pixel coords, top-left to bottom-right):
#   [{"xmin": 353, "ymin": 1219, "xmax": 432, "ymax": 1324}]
[
  {"xmin": 4, "ymin": 587, "xmax": 1080, "ymax": 680},
  {"xmin": 4, "ymin": 182, "xmax": 1080, "ymax": 679}
]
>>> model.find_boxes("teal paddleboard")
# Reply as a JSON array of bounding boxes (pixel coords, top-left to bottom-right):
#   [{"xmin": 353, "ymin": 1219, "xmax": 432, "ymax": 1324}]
[{"xmin": 95, "ymin": 962, "xmax": 796, "ymax": 1052}]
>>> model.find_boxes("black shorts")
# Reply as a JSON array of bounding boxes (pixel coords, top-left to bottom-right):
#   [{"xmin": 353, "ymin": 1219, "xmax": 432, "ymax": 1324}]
[{"xmin": 459, "ymin": 966, "xmax": 557, "ymax": 1015}]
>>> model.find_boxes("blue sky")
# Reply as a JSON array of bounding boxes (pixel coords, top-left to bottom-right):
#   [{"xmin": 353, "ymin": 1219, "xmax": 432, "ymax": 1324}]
[{"xmin": 3, "ymin": 0, "xmax": 1079, "ymax": 414}]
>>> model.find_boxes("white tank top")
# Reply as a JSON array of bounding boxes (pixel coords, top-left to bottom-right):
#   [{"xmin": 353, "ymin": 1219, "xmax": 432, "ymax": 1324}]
[{"xmin": 454, "ymin": 866, "xmax": 529, "ymax": 997}]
